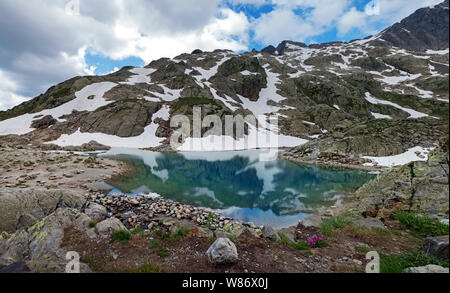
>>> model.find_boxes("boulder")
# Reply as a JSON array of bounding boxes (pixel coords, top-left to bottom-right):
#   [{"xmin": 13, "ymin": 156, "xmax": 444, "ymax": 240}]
[
  {"xmin": 84, "ymin": 202, "xmax": 107, "ymax": 223},
  {"xmin": 422, "ymin": 235, "xmax": 449, "ymax": 260},
  {"xmin": 262, "ymin": 226, "xmax": 280, "ymax": 242},
  {"xmin": 96, "ymin": 218, "xmax": 127, "ymax": 237},
  {"xmin": 404, "ymin": 264, "xmax": 449, "ymax": 273},
  {"xmin": 0, "ymin": 189, "xmax": 87, "ymax": 233},
  {"xmin": 206, "ymin": 238, "xmax": 238, "ymax": 265},
  {"xmin": 277, "ymin": 227, "xmax": 296, "ymax": 243}
]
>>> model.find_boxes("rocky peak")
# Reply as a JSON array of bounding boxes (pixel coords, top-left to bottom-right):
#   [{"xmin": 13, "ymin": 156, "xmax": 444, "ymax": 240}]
[
  {"xmin": 261, "ymin": 40, "xmax": 307, "ymax": 55},
  {"xmin": 376, "ymin": 0, "xmax": 449, "ymax": 52}
]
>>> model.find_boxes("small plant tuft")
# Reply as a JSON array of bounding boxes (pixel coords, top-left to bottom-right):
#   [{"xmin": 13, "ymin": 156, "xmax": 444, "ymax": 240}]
[
  {"xmin": 320, "ymin": 217, "xmax": 352, "ymax": 235},
  {"xmin": 395, "ymin": 212, "xmax": 449, "ymax": 237},
  {"xmin": 380, "ymin": 251, "xmax": 449, "ymax": 273},
  {"xmin": 110, "ymin": 230, "xmax": 132, "ymax": 243}
]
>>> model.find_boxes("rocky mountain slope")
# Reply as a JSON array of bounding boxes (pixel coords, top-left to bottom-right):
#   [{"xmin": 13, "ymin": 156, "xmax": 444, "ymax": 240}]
[{"xmin": 0, "ymin": 1, "xmax": 448, "ymax": 167}]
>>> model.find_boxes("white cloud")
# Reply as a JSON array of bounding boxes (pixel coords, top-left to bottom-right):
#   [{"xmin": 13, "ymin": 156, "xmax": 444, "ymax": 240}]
[
  {"xmin": 0, "ymin": 0, "xmax": 250, "ymax": 111},
  {"xmin": 336, "ymin": 0, "xmax": 443, "ymax": 36},
  {"xmin": 0, "ymin": 70, "xmax": 29, "ymax": 111}
]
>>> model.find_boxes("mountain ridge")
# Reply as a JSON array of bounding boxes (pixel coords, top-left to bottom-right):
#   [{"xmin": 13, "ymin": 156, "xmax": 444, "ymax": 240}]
[{"xmin": 0, "ymin": 1, "xmax": 448, "ymax": 167}]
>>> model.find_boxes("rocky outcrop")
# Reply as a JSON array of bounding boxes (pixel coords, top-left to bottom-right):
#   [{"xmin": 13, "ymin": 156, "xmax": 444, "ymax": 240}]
[
  {"xmin": 288, "ymin": 118, "xmax": 447, "ymax": 158},
  {"xmin": 30, "ymin": 115, "xmax": 57, "ymax": 130},
  {"xmin": 79, "ymin": 99, "xmax": 161, "ymax": 137},
  {"xmin": 62, "ymin": 140, "xmax": 111, "ymax": 152},
  {"xmin": 206, "ymin": 238, "xmax": 238, "ymax": 265},
  {"xmin": 345, "ymin": 138, "xmax": 449, "ymax": 217},
  {"xmin": 0, "ymin": 189, "xmax": 87, "ymax": 233},
  {"xmin": 0, "ymin": 208, "xmax": 93, "ymax": 272}
]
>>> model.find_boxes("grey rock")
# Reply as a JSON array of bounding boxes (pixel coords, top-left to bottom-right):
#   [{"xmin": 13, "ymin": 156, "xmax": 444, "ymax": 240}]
[
  {"xmin": 0, "ymin": 208, "xmax": 89, "ymax": 272},
  {"xmin": 422, "ymin": 235, "xmax": 449, "ymax": 260},
  {"xmin": 440, "ymin": 219, "xmax": 449, "ymax": 225},
  {"xmin": 354, "ymin": 218, "xmax": 386, "ymax": 230},
  {"xmin": 404, "ymin": 264, "xmax": 449, "ymax": 273},
  {"xmin": 214, "ymin": 229, "xmax": 236, "ymax": 239},
  {"xmin": 262, "ymin": 226, "xmax": 280, "ymax": 242},
  {"xmin": 206, "ymin": 238, "xmax": 238, "ymax": 265},
  {"xmin": 277, "ymin": 227, "xmax": 296, "ymax": 243},
  {"xmin": 84, "ymin": 202, "xmax": 107, "ymax": 223},
  {"xmin": 221, "ymin": 222, "xmax": 246, "ymax": 238},
  {"xmin": 96, "ymin": 218, "xmax": 127, "ymax": 237}
]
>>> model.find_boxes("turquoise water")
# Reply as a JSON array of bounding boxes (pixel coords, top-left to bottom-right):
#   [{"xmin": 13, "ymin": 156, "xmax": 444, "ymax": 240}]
[{"xmin": 102, "ymin": 148, "xmax": 375, "ymax": 228}]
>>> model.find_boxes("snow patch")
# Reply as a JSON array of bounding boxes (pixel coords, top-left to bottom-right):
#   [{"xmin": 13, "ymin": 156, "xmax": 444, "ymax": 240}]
[
  {"xmin": 371, "ymin": 112, "xmax": 392, "ymax": 119},
  {"xmin": 362, "ymin": 146, "xmax": 434, "ymax": 167},
  {"xmin": 364, "ymin": 92, "xmax": 430, "ymax": 119}
]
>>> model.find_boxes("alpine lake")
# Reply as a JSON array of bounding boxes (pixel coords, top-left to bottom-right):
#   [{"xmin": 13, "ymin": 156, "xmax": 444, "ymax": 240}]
[{"xmin": 100, "ymin": 148, "xmax": 375, "ymax": 228}]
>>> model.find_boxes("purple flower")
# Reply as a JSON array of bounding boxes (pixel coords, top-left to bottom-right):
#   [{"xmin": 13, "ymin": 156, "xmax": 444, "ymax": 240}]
[{"xmin": 308, "ymin": 235, "xmax": 324, "ymax": 247}]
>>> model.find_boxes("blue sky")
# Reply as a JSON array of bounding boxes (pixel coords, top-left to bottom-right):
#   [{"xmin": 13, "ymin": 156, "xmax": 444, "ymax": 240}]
[{"xmin": 0, "ymin": 0, "xmax": 443, "ymax": 110}]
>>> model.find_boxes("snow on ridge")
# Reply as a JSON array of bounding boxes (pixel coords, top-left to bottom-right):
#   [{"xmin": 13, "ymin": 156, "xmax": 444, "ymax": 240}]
[
  {"xmin": 426, "ymin": 49, "xmax": 449, "ymax": 55},
  {"xmin": 362, "ymin": 146, "xmax": 434, "ymax": 167},
  {"xmin": 364, "ymin": 92, "xmax": 431, "ymax": 119},
  {"xmin": 193, "ymin": 54, "xmax": 232, "ymax": 85},
  {"xmin": 376, "ymin": 72, "xmax": 422, "ymax": 85},
  {"xmin": 371, "ymin": 112, "xmax": 392, "ymax": 119},
  {"xmin": 241, "ymin": 70, "xmax": 258, "ymax": 76},
  {"xmin": 0, "ymin": 82, "xmax": 118, "ymax": 136},
  {"xmin": 121, "ymin": 68, "xmax": 156, "ymax": 85}
]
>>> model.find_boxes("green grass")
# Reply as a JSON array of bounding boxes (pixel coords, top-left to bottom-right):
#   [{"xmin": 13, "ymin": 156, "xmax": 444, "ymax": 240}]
[
  {"xmin": 110, "ymin": 230, "xmax": 132, "ymax": 243},
  {"xmin": 149, "ymin": 239, "xmax": 160, "ymax": 249},
  {"xmin": 380, "ymin": 251, "xmax": 449, "ymax": 273},
  {"xmin": 320, "ymin": 217, "xmax": 352, "ymax": 235},
  {"xmin": 152, "ymin": 227, "xmax": 190, "ymax": 243},
  {"xmin": 52, "ymin": 87, "xmax": 71, "ymax": 99},
  {"xmin": 88, "ymin": 222, "xmax": 96, "ymax": 228},
  {"xmin": 157, "ymin": 247, "xmax": 169, "ymax": 258},
  {"xmin": 279, "ymin": 235, "xmax": 310, "ymax": 250},
  {"xmin": 131, "ymin": 226, "xmax": 150, "ymax": 237},
  {"xmin": 396, "ymin": 212, "xmax": 449, "ymax": 237}
]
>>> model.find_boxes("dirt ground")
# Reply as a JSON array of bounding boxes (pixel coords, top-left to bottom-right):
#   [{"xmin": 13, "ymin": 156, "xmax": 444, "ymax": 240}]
[{"xmin": 61, "ymin": 218, "xmax": 421, "ymax": 273}]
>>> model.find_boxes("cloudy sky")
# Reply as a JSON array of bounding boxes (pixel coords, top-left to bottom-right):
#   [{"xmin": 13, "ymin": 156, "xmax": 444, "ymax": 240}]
[{"xmin": 0, "ymin": 0, "xmax": 442, "ymax": 110}]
